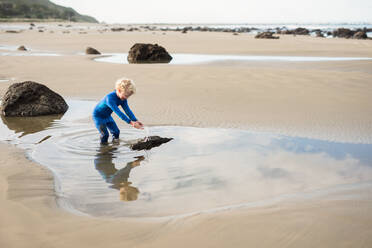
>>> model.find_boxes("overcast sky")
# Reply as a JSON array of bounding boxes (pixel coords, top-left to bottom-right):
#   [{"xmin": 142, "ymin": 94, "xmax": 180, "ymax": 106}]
[{"xmin": 51, "ymin": 0, "xmax": 372, "ymax": 24}]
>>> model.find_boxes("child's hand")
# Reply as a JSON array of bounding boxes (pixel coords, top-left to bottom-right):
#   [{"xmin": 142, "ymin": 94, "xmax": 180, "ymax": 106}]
[{"xmin": 130, "ymin": 121, "xmax": 144, "ymax": 129}]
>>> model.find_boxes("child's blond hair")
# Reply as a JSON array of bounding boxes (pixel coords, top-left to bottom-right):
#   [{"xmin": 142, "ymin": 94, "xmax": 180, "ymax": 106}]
[{"xmin": 115, "ymin": 77, "xmax": 136, "ymax": 95}]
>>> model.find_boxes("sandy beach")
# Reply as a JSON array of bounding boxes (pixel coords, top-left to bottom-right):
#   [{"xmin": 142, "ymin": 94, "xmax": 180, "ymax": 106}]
[{"xmin": 1, "ymin": 23, "xmax": 372, "ymax": 247}]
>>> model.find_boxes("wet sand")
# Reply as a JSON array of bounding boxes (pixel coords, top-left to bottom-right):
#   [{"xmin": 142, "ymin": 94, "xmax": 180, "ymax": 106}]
[{"xmin": 1, "ymin": 23, "xmax": 372, "ymax": 247}]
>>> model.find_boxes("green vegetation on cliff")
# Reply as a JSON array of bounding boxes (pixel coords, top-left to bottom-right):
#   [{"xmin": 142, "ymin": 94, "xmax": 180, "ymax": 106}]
[{"xmin": 0, "ymin": 0, "xmax": 98, "ymax": 22}]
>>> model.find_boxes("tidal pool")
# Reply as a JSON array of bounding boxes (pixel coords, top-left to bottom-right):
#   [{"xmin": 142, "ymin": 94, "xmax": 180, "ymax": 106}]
[
  {"xmin": 1, "ymin": 100, "xmax": 372, "ymax": 218},
  {"xmin": 94, "ymin": 53, "xmax": 372, "ymax": 65}
]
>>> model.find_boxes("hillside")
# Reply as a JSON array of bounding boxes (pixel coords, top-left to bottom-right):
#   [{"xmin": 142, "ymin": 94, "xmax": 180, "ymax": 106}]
[{"xmin": 0, "ymin": 0, "xmax": 98, "ymax": 23}]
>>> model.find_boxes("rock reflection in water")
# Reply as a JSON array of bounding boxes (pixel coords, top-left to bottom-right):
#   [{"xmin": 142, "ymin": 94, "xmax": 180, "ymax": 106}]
[
  {"xmin": 1, "ymin": 114, "xmax": 62, "ymax": 137},
  {"xmin": 94, "ymin": 144, "xmax": 144, "ymax": 201}
]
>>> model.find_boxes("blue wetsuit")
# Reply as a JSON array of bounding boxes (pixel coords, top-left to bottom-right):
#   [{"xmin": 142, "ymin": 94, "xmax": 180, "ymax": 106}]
[{"xmin": 93, "ymin": 90, "xmax": 137, "ymax": 143}]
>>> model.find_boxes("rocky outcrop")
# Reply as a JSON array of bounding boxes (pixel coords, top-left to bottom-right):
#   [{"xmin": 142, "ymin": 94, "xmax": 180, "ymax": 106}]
[
  {"xmin": 85, "ymin": 46, "xmax": 101, "ymax": 55},
  {"xmin": 127, "ymin": 43, "xmax": 173, "ymax": 63},
  {"xmin": 255, "ymin": 32, "xmax": 279, "ymax": 39},
  {"xmin": 130, "ymin": 136, "xmax": 173, "ymax": 151},
  {"xmin": 1, "ymin": 81, "xmax": 68, "ymax": 116}
]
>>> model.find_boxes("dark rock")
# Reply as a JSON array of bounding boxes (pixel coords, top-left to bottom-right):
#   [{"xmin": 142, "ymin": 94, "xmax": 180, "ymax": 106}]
[
  {"xmin": 38, "ymin": 30, "xmax": 44, "ymax": 33},
  {"xmin": 280, "ymin": 29, "xmax": 293, "ymax": 35},
  {"xmin": 353, "ymin": 31, "xmax": 367, "ymax": 39},
  {"xmin": 255, "ymin": 32, "xmax": 279, "ymax": 39},
  {"xmin": 130, "ymin": 136, "xmax": 173, "ymax": 151},
  {"xmin": 5, "ymin": 30, "xmax": 20, "ymax": 33},
  {"xmin": 111, "ymin": 27, "xmax": 125, "ymax": 32},
  {"xmin": 127, "ymin": 43, "xmax": 173, "ymax": 64},
  {"xmin": 30, "ymin": 23, "xmax": 35, "ymax": 27},
  {"xmin": 1, "ymin": 81, "xmax": 68, "ymax": 117},
  {"xmin": 17, "ymin": 45, "xmax": 27, "ymax": 51},
  {"xmin": 333, "ymin": 28, "xmax": 355, "ymax": 38},
  {"xmin": 85, "ymin": 46, "xmax": 101, "ymax": 55},
  {"xmin": 315, "ymin": 31, "xmax": 324, "ymax": 37},
  {"xmin": 293, "ymin": 27, "xmax": 309, "ymax": 35}
]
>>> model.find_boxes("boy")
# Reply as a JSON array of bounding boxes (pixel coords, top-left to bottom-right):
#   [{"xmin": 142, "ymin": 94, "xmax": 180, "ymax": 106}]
[{"xmin": 93, "ymin": 77, "xmax": 143, "ymax": 144}]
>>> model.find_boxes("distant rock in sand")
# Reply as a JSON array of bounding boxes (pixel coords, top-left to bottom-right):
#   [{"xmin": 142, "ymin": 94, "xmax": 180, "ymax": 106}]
[
  {"xmin": 17, "ymin": 45, "xmax": 27, "ymax": 51},
  {"xmin": 130, "ymin": 136, "xmax": 173, "ymax": 151},
  {"xmin": 111, "ymin": 27, "xmax": 125, "ymax": 32},
  {"xmin": 127, "ymin": 43, "xmax": 173, "ymax": 64},
  {"xmin": 255, "ymin": 32, "xmax": 279, "ymax": 39},
  {"xmin": 293, "ymin": 27, "xmax": 309, "ymax": 35},
  {"xmin": 332, "ymin": 28, "xmax": 355, "ymax": 38},
  {"xmin": 353, "ymin": 31, "xmax": 368, "ymax": 39},
  {"xmin": 5, "ymin": 30, "xmax": 21, "ymax": 34},
  {"xmin": 1, "ymin": 81, "xmax": 68, "ymax": 117},
  {"xmin": 86, "ymin": 47, "xmax": 101, "ymax": 55}
]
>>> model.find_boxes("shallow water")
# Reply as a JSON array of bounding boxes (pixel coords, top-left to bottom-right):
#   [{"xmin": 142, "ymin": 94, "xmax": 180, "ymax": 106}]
[
  {"xmin": 94, "ymin": 53, "xmax": 372, "ymax": 65},
  {"xmin": 0, "ymin": 44, "xmax": 61, "ymax": 56},
  {"xmin": 1, "ymin": 100, "xmax": 372, "ymax": 218}
]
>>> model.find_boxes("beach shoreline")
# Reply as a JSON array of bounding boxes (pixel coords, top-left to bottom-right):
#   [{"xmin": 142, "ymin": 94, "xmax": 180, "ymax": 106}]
[{"xmin": 1, "ymin": 23, "xmax": 372, "ymax": 247}]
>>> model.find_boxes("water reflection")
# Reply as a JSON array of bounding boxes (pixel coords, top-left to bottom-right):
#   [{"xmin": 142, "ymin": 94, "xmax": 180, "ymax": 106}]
[
  {"xmin": 1, "ymin": 114, "xmax": 62, "ymax": 137},
  {"xmin": 94, "ymin": 144, "xmax": 143, "ymax": 201}
]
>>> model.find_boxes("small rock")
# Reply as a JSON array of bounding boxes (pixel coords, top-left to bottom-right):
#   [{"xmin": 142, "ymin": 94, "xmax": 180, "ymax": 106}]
[
  {"xmin": 85, "ymin": 47, "xmax": 101, "ymax": 55},
  {"xmin": 255, "ymin": 32, "xmax": 279, "ymax": 39},
  {"xmin": 5, "ymin": 30, "xmax": 20, "ymax": 33},
  {"xmin": 17, "ymin": 45, "xmax": 27, "ymax": 51},
  {"xmin": 130, "ymin": 136, "xmax": 173, "ymax": 151}
]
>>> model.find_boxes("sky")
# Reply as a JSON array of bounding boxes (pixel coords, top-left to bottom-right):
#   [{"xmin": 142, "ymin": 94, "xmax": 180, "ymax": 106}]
[{"xmin": 51, "ymin": 0, "xmax": 372, "ymax": 24}]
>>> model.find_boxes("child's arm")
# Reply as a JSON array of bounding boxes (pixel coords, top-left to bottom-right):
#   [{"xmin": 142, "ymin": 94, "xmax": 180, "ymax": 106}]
[
  {"xmin": 105, "ymin": 97, "xmax": 131, "ymax": 124},
  {"xmin": 121, "ymin": 101, "xmax": 144, "ymax": 129},
  {"xmin": 121, "ymin": 100, "xmax": 137, "ymax": 122}
]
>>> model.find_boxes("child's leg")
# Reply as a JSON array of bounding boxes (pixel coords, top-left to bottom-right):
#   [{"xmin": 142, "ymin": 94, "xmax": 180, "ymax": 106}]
[
  {"xmin": 96, "ymin": 123, "xmax": 110, "ymax": 144},
  {"xmin": 106, "ymin": 120, "xmax": 120, "ymax": 140}
]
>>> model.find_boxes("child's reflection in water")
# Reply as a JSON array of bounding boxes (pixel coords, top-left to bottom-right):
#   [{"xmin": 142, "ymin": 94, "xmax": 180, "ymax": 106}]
[{"xmin": 94, "ymin": 145, "xmax": 144, "ymax": 201}]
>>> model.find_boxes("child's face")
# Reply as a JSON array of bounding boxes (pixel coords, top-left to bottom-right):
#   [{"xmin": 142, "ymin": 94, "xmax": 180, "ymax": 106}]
[{"xmin": 117, "ymin": 88, "xmax": 132, "ymax": 100}]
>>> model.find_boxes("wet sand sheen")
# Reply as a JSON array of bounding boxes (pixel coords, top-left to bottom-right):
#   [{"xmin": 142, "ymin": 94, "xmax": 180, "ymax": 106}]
[{"xmin": 1, "ymin": 100, "xmax": 372, "ymax": 218}]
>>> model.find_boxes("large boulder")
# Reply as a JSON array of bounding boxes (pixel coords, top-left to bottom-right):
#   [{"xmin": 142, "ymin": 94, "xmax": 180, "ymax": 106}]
[
  {"xmin": 1, "ymin": 81, "xmax": 68, "ymax": 117},
  {"xmin": 127, "ymin": 43, "xmax": 173, "ymax": 63},
  {"xmin": 255, "ymin": 32, "xmax": 279, "ymax": 39},
  {"xmin": 86, "ymin": 46, "xmax": 101, "ymax": 55}
]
